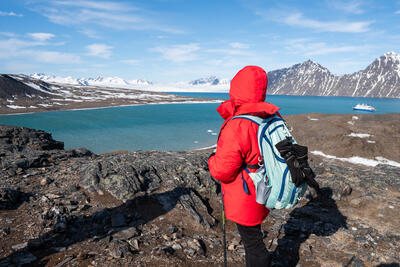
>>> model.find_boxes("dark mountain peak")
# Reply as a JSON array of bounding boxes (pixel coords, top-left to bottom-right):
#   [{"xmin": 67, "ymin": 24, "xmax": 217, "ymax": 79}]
[
  {"xmin": 0, "ymin": 74, "xmax": 51, "ymax": 99},
  {"xmin": 267, "ymin": 52, "xmax": 400, "ymax": 98},
  {"xmin": 364, "ymin": 51, "xmax": 400, "ymax": 74},
  {"xmin": 287, "ymin": 60, "xmax": 331, "ymax": 76}
]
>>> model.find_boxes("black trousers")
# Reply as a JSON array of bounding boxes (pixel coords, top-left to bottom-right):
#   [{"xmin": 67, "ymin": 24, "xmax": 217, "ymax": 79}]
[{"xmin": 236, "ymin": 223, "xmax": 271, "ymax": 267}]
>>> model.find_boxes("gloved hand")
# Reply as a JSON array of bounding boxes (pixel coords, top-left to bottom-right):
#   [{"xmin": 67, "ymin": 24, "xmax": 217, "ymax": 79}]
[
  {"xmin": 276, "ymin": 138, "xmax": 305, "ymax": 186},
  {"xmin": 276, "ymin": 138, "xmax": 320, "ymax": 189},
  {"xmin": 293, "ymin": 144, "xmax": 320, "ymax": 191}
]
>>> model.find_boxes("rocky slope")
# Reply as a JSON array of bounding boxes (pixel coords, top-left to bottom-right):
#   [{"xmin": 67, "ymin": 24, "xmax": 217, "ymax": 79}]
[
  {"xmin": 268, "ymin": 52, "xmax": 400, "ymax": 98},
  {"xmin": 0, "ymin": 114, "xmax": 399, "ymax": 266},
  {"xmin": 0, "ymin": 75, "xmax": 220, "ymax": 115},
  {"xmin": 0, "ymin": 75, "xmax": 51, "ymax": 99}
]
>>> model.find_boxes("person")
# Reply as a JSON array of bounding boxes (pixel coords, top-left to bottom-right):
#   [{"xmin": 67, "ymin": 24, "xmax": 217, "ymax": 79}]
[{"xmin": 208, "ymin": 65, "xmax": 280, "ymax": 267}]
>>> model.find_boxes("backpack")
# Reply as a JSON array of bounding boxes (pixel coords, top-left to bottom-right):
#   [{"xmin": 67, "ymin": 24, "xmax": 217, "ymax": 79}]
[{"xmin": 231, "ymin": 114, "xmax": 310, "ymax": 209}]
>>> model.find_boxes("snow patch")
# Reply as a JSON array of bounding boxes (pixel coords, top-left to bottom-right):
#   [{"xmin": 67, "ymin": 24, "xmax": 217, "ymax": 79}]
[
  {"xmin": 348, "ymin": 133, "xmax": 372, "ymax": 138},
  {"xmin": 347, "ymin": 121, "xmax": 354, "ymax": 125},
  {"xmin": 311, "ymin": 151, "xmax": 400, "ymax": 168},
  {"xmin": 367, "ymin": 140, "xmax": 376, "ymax": 143},
  {"xmin": 307, "ymin": 116, "xmax": 319, "ymax": 121},
  {"xmin": 37, "ymin": 104, "xmax": 53, "ymax": 107},
  {"xmin": 6, "ymin": 105, "xmax": 25, "ymax": 109},
  {"xmin": 352, "ymin": 116, "xmax": 359, "ymax": 120}
]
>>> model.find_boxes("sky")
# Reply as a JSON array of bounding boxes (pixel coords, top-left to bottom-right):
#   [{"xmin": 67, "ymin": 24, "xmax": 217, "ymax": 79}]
[{"xmin": 0, "ymin": 0, "xmax": 400, "ymax": 82}]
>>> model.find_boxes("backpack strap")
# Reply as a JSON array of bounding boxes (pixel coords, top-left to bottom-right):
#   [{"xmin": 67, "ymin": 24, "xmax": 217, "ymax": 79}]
[
  {"xmin": 230, "ymin": 115, "xmax": 265, "ymax": 195},
  {"xmin": 230, "ymin": 115, "xmax": 264, "ymax": 125}
]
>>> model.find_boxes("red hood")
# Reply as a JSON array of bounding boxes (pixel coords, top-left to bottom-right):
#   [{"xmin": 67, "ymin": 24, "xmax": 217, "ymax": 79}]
[
  {"xmin": 217, "ymin": 65, "xmax": 279, "ymax": 121},
  {"xmin": 217, "ymin": 100, "xmax": 279, "ymax": 121}
]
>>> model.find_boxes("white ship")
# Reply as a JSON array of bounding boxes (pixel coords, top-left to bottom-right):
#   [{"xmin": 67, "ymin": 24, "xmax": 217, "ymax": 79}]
[{"xmin": 353, "ymin": 104, "xmax": 376, "ymax": 112}]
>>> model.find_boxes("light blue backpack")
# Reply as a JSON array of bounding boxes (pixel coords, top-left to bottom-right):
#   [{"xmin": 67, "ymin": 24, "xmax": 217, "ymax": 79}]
[{"xmin": 231, "ymin": 114, "xmax": 307, "ymax": 209}]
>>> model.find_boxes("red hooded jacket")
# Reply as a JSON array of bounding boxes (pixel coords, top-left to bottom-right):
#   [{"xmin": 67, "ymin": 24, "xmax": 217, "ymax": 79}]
[{"xmin": 208, "ymin": 66, "xmax": 280, "ymax": 226}]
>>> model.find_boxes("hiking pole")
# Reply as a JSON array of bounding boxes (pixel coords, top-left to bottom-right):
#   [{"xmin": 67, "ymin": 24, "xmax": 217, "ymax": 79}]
[{"xmin": 222, "ymin": 196, "xmax": 227, "ymax": 267}]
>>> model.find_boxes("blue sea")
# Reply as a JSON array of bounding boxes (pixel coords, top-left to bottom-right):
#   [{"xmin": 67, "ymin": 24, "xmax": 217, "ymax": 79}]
[{"xmin": 0, "ymin": 93, "xmax": 399, "ymax": 153}]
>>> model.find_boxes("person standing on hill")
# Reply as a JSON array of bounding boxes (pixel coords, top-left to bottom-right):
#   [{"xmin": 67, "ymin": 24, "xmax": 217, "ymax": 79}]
[{"xmin": 208, "ymin": 66, "xmax": 280, "ymax": 267}]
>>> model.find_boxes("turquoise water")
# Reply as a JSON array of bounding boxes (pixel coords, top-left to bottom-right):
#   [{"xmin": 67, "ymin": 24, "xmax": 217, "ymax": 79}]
[{"xmin": 0, "ymin": 94, "xmax": 399, "ymax": 153}]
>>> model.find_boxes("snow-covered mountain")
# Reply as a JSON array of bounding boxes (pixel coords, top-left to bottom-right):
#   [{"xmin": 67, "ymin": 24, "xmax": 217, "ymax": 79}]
[
  {"xmin": 189, "ymin": 76, "xmax": 230, "ymax": 86},
  {"xmin": 30, "ymin": 73, "xmax": 153, "ymax": 87},
  {"xmin": 267, "ymin": 52, "xmax": 400, "ymax": 98},
  {"xmin": 26, "ymin": 51, "xmax": 400, "ymax": 97},
  {"xmin": 30, "ymin": 73, "xmax": 230, "ymax": 92}
]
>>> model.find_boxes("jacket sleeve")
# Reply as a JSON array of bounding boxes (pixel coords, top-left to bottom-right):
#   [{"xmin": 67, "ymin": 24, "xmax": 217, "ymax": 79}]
[{"xmin": 208, "ymin": 120, "xmax": 244, "ymax": 183}]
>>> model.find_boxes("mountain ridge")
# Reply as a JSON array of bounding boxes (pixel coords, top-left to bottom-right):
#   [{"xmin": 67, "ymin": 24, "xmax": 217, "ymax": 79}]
[
  {"xmin": 267, "ymin": 51, "xmax": 400, "ymax": 98},
  {"xmin": 5, "ymin": 51, "xmax": 400, "ymax": 97}
]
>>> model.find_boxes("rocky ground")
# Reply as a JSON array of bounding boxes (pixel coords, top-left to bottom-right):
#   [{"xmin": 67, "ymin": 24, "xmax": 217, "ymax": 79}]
[{"xmin": 0, "ymin": 114, "xmax": 399, "ymax": 267}]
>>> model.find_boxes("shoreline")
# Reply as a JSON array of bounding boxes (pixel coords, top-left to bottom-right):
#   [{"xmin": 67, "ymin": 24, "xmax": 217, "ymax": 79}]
[{"xmin": 0, "ymin": 99, "xmax": 223, "ymax": 116}]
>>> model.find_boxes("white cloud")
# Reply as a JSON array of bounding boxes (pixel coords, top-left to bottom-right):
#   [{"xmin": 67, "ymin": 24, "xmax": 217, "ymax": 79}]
[
  {"xmin": 28, "ymin": 33, "xmax": 55, "ymax": 41},
  {"xmin": 304, "ymin": 45, "xmax": 359, "ymax": 56},
  {"xmin": 79, "ymin": 29, "xmax": 101, "ymax": 39},
  {"xmin": 396, "ymin": 10, "xmax": 400, "ymax": 14},
  {"xmin": 273, "ymin": 12, "xmax": 373, "ymax": 33},
  {"xmin": 152, "ymin": 44, "xmax": 200, "ymax": 63},
  {"xmin": 0, "ymin": 32, "xmax": 16, "ymax": 37},
  {"xmin": 207, "ymin": 42, "xmax": 251, "ymax": 56},
  {"xmin": 207, "ymin": 48, "xmax": 251, "ymax": 56},
  {"xmin": 0, "ymin": 11, "xmax": 23, "ymax": 17},
  {"xmin": 283, "ymin": 38, "xmax": 366, "ymax": 56},
  {"xmin": 229, "ymin": 42, "xmax": 249, "ymax": 49},
  {"xmin": 31, "ymin": 51, "xmax": 81, "ymax": 64},
  {"xmin": 86, "ymin": 43, "xmax": 113, "ymax": 58},
  {"xmin": 328, "ymin": 0, "xmax": 365, "ymax": 14},
  {"xmin": 0, "ymin": 37, "xmax": 80, "ymax": 64},
  {"xmin": 0, "ymin": 38, "xmax": 35, "ymax": 58},
  {"xmin": 33, "ymin": 0, "xmax": 183, "ymax": 34},
  {"xmin": 120, "ymin": 59, "xmax": 141, "ymax": 65},
  {"xmin": 5, "ymin": 61, "xmax": 38, "ymax": 73},
  {"xmin": 53, "ymin": 0, "xmax": 135, "ymax": 11}
]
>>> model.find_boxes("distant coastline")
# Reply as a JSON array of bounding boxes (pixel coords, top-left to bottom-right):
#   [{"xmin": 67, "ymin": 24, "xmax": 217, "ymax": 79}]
[{"xmin": 0, "ymin": 98, "xmax": 223, "ymax": 116}]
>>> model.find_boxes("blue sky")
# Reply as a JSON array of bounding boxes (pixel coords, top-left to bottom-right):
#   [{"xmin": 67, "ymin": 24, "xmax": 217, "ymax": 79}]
[{"xmin": 0, "ymin": 0, "xmax": 399, "ymax": 82}]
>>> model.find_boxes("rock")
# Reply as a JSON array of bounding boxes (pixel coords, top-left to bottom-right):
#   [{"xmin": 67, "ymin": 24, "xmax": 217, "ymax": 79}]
[
  {"xmin": 0, "ymin": 227, "xmax": 10, "ymax": 236},
  {"xmin": 72, "ymin": 147, "xmax": 93, "ymax": 157},
  {"xmin": 162, "ymin": 246, "xmax": 175, "ymax": 255},
  {"xmin": 11, "ymin": 251, "xmax": 37, "ymax": 266},
  {"xmin": 172, "ymin": 232, "xmax": 183, "ymax": 240},
  {"xmin": 108, "ymin": 240, "xmax": 131, "ymax": 258},
  {"xmin": 347, "ymin": 256, "xmax": 366, "ymax": 267},
  {"xmin": 186, "ymin": 238, "xmax": 205, "ymax": 255},
  {"xmin": 228, "ymin": 244, "xmax": 236, "ymax": 251},
  {"xmin": 55, "ymin": 256, "xmax": 74, "ymax": 267},
  {"xmin": 172, "ymin": 243, "xmax": 182, "ymax": 250},
  {"xmin": 0, "ymin": 187, "xmax": 22, "ymax": 209},
  {"xmin": 55, "ymin": 221, "xmax": 67, "ymax": 232},
  {"xmin": 167, "ymin": 225, "xmax": 178, "ymax": 234},
  {"xmin": 40, "ymin": 177, "xmax": 52, "ymax": 185},
  {"xmin": 113, "ymin": 227, "xmax": 139, "ymax": 240},
  {"xmin": 111, "ymin": 213, "xmax": 127, "ymax": 227},
  {"xmin": 128, "ymin": 239, "xmax": 140, "ymax": 250},
  {"xmin": 46, "ymin": 193, "xmax": 62, "ymax": 199},
  {"xmin": 184, "ymin": 248, "xmax": 196, "ymax": 257},
  {"xmin": 11, "ymin": 242, "xmax": 28, "ymax": 251}
]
